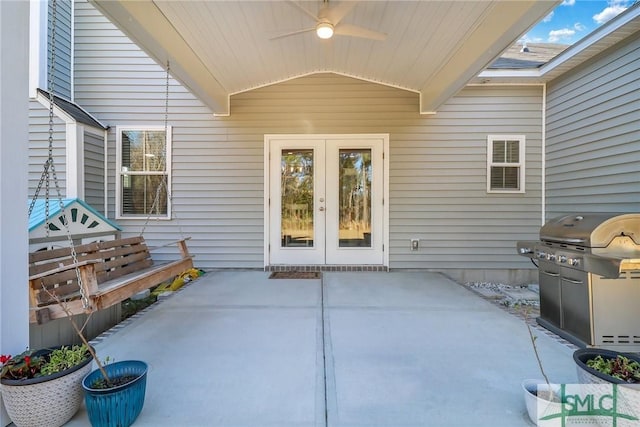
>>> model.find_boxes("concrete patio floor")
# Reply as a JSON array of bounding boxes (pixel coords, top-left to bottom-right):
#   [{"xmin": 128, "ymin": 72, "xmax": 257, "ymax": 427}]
[{"xmin": 64, "ymin": 271, "xmax": 578, "ymax": 427}]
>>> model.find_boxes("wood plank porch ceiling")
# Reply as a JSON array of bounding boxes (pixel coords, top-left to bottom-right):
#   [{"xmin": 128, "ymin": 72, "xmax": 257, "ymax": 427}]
[{"xmin": 90, "ymin": 0, "xmax": 559, "ymax": 115}]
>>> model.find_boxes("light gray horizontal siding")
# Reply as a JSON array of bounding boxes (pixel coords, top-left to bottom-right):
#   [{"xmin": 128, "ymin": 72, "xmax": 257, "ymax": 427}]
[
  {"xmin": 49, "ymin": 0, "xmax": 73, "ymax": 99},
  {"xmin": 387, "ymin": 85, "xmax": 543, "ymax": 270},
  {"xmin": 546, "ymin": 32, "xmax": 640, "ymax": 217},
  {"xmin": 29, "ymin": 99, "xmax": 67, "ymax": 199},
  {"xmin": 84, "ymin": 130, "xmax": 105, "ymax": 213},
  {"xmin": 74, "ymin": 0, "xmax": 542, "ymax": 274}
]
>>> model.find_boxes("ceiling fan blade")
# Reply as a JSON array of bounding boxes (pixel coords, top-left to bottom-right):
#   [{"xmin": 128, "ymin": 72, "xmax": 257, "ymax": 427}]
[
  {"xmin": 325, "ymin": 1, "xmax": 358, "ymax": 25},
  {"xmin": 334, "ymin": 24, "xmax": 387, "ymax": 41},
  {"xmin": 270, "ymin": 27, "xmax": 316, "ymax": 41},
  {"xmin": 285, "ymin": 0, "xmax": 319, "ymax": 22}
]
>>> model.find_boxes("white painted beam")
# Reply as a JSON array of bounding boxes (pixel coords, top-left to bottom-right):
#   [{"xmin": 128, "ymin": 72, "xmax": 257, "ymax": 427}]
[
  {"xmin": 419, "ymin": 1, "xmax": 560, "ymax": 114},
  {"xmin": 0, "ymin": 1, "xmax": 30, "ymax": 425}
]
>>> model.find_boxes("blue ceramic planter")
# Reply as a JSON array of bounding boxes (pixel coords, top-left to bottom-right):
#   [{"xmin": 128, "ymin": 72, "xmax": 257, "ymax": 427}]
[{"xmin": 82, "ymin": 360, "xmax": 148, "ymax": 427}]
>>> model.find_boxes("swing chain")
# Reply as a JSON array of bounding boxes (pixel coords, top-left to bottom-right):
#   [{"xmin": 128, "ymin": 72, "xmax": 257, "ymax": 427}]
[
  {"xmin": 44, "ymin": 0, "xmax": 62, "ymax": 240},
  {"xmin": 27, "ymin": 161, "xmax": 49, "ymax": 217},
  {"xmin": 29, "ymin": 0, "xmax": 90, "ymax": 310},
  {"xmin": 140, "ymin": 61, "xmax": 185, "ymax": 239}
]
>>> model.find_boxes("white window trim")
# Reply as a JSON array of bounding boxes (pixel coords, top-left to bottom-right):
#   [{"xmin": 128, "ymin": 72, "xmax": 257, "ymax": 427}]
[
  {"xmin": 35, "ymin": 92, "xmax": 108, "ymax": 201},
  {"xmin": 115, "ymin": 126, "xmax": 172, "ymax": 220},
  {"xmin": 486, "ymin": 134, "xmax": 525, "ymax": 194},
  {"xmin": 35, "ymin": 91, "xmax": 80, "ymax": 197},
  {"xmin": 29, "ymin": 0, "xmax": 47, "ymax": 98}
]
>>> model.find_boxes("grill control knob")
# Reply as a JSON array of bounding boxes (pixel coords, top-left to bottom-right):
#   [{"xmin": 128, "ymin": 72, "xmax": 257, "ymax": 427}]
[
  {"xmin": 547, "ymin": 253, "xmax": 557, "ymax": 262},
  {"xmin": 519, "ymin": 247, "xmax": 533, "ymax": 254},
  {"xmin": 568, "ymin": 258, "xmax": 580, "ymax": 267},
  {"xmin": 557, "ymin": 255, "xmax": 567, "ymax": 263},
  {"xmin": 537, "ymin": 251, "xmax": 547, "ymax": 259}
]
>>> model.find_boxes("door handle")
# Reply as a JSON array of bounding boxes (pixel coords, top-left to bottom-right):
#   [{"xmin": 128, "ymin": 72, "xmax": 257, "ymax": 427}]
[{"xmin": 541, "ymin": 270, "xmax": 560, "ymax": 277}]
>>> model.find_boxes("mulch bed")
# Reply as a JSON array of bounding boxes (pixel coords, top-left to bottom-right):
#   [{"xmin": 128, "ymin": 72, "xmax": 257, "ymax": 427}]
[{"xmin": 269, "ymin": 271, "xmax": 322, "ymax": 279}]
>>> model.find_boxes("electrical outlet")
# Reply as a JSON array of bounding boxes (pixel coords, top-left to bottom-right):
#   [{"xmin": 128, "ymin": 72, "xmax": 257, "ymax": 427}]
[{"xmin": 411, "ymin": 239, "xmax": 419, "ymax": 251}]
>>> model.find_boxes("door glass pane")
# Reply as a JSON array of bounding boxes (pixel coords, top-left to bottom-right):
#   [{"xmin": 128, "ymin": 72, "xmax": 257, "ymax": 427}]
[
  {"xmin": 281, "ymin": 150, "xmax": 314, "ymax": 247},
  {"xmin": 338, "ymin": 149, "xmax": 372, "ymax": 247}
]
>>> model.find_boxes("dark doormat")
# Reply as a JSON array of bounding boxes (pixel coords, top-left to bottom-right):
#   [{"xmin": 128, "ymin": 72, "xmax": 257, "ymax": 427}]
[{"xmin": 269, "ymin": 271, "xmax": 321, "ymax": 279}]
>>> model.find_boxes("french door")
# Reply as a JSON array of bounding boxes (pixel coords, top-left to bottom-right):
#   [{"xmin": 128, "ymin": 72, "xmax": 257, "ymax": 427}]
[{"xmin": 266, "ymin": 135, "xmax": 387, "ymax": 266}]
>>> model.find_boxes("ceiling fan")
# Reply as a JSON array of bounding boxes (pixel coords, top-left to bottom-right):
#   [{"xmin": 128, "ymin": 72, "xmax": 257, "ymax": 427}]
[{"xmin": 271, "ymin": 0, "xmax": 387, "ymax": 41}]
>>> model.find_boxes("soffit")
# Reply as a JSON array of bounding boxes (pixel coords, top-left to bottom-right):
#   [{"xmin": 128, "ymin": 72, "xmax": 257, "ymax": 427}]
[{"xmin": 90, "ymin": 0, "xmax": 558, "ymax": 115}]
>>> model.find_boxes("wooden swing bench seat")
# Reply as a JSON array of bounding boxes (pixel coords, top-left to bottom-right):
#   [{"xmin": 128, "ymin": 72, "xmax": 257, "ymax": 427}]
[{"xmin": 29, "ymin": 236, "xmax": 193, "ymax": 324}]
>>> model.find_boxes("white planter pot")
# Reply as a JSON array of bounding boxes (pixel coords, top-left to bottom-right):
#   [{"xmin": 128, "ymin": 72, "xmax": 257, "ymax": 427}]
[
  {"xmin": 1, "ymin": 351, "xmax": 92, "ymax": 427},
  {"xmin": 522, "ymin": 379, "xmax": 563, "ymax": 427}
]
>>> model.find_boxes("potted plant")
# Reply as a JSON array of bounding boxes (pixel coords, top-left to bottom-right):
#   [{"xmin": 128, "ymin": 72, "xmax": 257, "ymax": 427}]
[
  {"xmin": 0, "ymin": 345, "xmax": 93, "ymax": 427},
  {"xmin": 573, "ymin": 348, "xmax": 640, "ymax": 384},
  {"xmin": 1, "ymin": 301, "xmax": 148, "ymax": 427},
  {"xmin": 573, "ymin": 348, "xmax": 640, "ymax": 424},
  {"xmin": 519, "ymin": 306, "xmax": 563, "ymax": 426},
  {"xmin": 46, "ymin": 288, "xmax": 149, "ymax": 427},
  {"xmin": 82, "ymin": 359, "xmax": 148, "ymax": 427}
]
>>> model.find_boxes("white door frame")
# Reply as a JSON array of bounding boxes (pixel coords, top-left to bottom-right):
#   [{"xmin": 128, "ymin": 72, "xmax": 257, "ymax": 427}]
[
  {"xmin": 268, "ymin": 137, "xmax": 326, "ymax": 264},
  {"xmin": 264, "ymin": 134, "xmax": 389, "ymax": 267}
]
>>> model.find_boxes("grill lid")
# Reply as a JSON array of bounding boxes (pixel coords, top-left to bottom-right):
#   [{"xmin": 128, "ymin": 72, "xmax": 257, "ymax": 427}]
[{"xmin": 540, "ymin": 213, "xmax": 640, "ymax": 248}]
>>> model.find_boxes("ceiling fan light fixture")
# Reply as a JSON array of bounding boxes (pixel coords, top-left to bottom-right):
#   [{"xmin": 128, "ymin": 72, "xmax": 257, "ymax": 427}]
[{"xmin": 316, "ymin": 22, "xmax": 334, "ymax": 39}]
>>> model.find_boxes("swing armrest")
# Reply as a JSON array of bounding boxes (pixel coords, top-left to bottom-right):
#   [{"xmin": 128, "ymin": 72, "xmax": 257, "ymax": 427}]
[
  {"xmin": 148, "ymin": 237, "xmax": 192, "ymax": 258},
  {"xmin": 148, "ymin": 237, "xmax": 192, "ymax": 251},
  {"xmin": 29, "ymin": 260, "xmax": 99, "ymax": 282}
]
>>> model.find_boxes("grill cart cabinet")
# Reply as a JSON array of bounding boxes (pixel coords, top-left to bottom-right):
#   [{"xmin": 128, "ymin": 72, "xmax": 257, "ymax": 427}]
[
  {"xmin": 518, "ymin": 213, "xmax": 640, "ymax": 352},
  {"xmin": 538, "ymin": 263, "xmax": 562, "ymax": 330}
]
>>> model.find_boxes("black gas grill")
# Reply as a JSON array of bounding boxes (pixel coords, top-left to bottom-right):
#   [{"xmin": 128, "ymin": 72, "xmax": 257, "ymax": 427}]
[{"xmin": 517, "ymin": 213, "xmax": 640, "ymax": 351}]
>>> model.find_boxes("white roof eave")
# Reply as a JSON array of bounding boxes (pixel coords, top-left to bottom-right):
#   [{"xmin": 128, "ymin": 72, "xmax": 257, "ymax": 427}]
[
  {"xmin": 541, "ymin": 3, "xmax": 640, "ymax": 78},
  {"xmin": 474, "ymin": 69, "xmax": 543, "ymax": 84},
  {"xmin": 474, "ymin": 3, "xmax": 640, "ymax": 85}
]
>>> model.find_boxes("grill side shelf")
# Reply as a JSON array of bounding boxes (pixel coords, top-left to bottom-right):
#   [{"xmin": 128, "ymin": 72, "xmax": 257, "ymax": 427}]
[{"xmin": 516, "ymin": 241, "xmax": 626, "ymax": 279}]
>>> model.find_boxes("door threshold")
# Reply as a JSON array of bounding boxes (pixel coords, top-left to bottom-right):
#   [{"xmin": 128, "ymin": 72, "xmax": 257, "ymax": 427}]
[{"xmin": 265, "ymin": 265, "xmax": 388, "ymax": 272}]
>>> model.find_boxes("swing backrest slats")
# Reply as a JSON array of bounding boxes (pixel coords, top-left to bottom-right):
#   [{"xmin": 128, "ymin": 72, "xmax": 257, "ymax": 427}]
[{"xmin": 29, "ymin": 236, "xmax": 153, "ymax": 306}]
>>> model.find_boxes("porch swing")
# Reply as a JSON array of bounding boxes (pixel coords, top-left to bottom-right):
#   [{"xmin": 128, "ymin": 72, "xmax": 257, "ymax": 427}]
[{"xmin": 28, "ymin": 3, "xmax": 193, "ymax": 325}]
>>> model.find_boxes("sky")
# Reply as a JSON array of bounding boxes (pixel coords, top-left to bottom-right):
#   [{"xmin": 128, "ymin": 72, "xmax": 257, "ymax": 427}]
[{"xmin": 523, "ymin": 0, "xmax": 635, "ymax": 45}]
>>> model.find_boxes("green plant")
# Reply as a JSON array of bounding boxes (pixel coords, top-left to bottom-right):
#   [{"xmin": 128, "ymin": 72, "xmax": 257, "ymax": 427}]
[
  {"xmin": 42, "ymin": 288, "xmax": 114, "ymax": 387},
  {"xmin": 0, "ymin": 345, "xmax": 89, "ymax": 380},
  {"xmin": 40, "ymin": 345, "xmax": 89, "ymax": 376},
  {"xmin": 587, "ymin": 354, "xmax": 640, "ymax": 383},
  {"xmin": 121, "ymin": 293, "xmax": 157, "ymax": 320}
]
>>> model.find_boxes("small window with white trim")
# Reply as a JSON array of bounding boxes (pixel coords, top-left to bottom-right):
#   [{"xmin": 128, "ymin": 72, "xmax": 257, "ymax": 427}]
[
  {"xmin": 487, "ymin": 135, "xmax": 525, "ymax": 193},
  {"xmin": 116, "ymin": 126, "xmax": 172, "ymax": 218}
]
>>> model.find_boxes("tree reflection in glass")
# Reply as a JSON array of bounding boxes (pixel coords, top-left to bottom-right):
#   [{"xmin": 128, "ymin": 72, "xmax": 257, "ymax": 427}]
[
  {"xmin": 339, "ymin": 149, "xmax": 372, "ymax": 247},
  {"xmin": 281, "ymin": 150, "xmax": 314, "ymax": 247}
]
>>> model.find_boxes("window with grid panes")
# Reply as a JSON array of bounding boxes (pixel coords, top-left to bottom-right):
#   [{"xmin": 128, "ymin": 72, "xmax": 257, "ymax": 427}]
[
  {"xmin": 116, "ymin": 127, "xmax": 171, "ymax": 218},
  {"xmin": 487, "ymin": 135, "xmax": 525, "ymax": 193}
]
